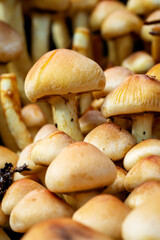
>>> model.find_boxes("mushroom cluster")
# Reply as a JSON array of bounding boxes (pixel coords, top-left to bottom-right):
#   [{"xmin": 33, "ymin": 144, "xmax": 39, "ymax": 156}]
[{"xmin": 1, "ymin": 0, "xmax": 160, "ymax": 240}]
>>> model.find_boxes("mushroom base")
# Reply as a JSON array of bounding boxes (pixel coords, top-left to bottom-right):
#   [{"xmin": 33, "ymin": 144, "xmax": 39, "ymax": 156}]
[
  {"xmin": 132, "ymin": 113, "xmax": 153, "ymax": 143},
  {"xmin": 50, "ymin": 94, "xmax": 83, "ymax": 141}
]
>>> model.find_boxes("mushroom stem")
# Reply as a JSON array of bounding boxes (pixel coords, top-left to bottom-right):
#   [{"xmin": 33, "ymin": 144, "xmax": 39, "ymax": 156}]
[
  {"xmin": 107, "ymin": 34, "xmax": 133, "ymax": 65},
  {"xmin": 50, "ymin": 94, "xmax": 83, "ymax": 141},
  {"xmin": 131, "ymin": 113, "xmax": 153, "ymax": 143}
]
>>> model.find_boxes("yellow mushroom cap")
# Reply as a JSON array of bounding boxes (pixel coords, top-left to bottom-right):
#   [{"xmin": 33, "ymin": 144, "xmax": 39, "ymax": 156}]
[
  {"xmin": 147, "ymin": 63, "xmax": 160, "ymax": 80},
  {"xmin": 25, "ymin": 49, "xmax": 105, "ymax": 102},
  {"xmin": 127, "ymin": 0, "xmax": 160, "ymax": 15},
  {"xmin": 45, "ymin": 142, "xmax": 117, "ymax": 193},
  {"xmin": 0, "ymin": 146, "xmax": 18, "ymax": 169},
  {"xmin": 101, "ymin": 74, "xmax": 160, "ymax": 118}
]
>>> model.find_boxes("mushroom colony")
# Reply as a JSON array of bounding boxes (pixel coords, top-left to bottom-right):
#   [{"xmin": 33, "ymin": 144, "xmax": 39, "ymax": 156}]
[{"xmin": 1, "ymin": 0, "xmax": 160, "ymax": 239}]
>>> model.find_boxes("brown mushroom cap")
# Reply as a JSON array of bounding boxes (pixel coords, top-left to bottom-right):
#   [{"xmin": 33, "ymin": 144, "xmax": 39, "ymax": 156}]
[
  {"xmin": 0, "ymin": 21, "xmax": 22, "ymax": 63},
  {"xmin": 24, "ymin": 0, "xmax": 70, "ymax": 11},
  {"xmin": 21, "ymin": 218, "xmax": 112, "ymax": 240},
  {"xmin": 70, "ymin": 0, "xmax": 98, "ymax": 12},
  {"xmin": 73, "ymin": 194, "xmax": 130, "ymax": 240},
  {"xmin": 45, "ymin": 142, "xmax": 117, "ymax": 193},
  {"xmin": 122, "ymin": 51, "xmax": 155, "ymax": 74},
  {"xmin": 101, "ymin": 9, "xmax": 142, "ymax": 40},
  {"xmin": 101, "ymin": 74, "xmax": 160, "ymax": 118},
  {"xmin": 84, "ymin": 123, "xmax": 136, "ymax": 161},
  {"xmin": 25, "ymin": 49, "xmax": 105, "ymax": 102}
]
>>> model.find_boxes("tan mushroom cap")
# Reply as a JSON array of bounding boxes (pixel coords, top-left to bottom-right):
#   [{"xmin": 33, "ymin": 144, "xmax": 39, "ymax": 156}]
[
  {"xmin": 147, "ymin": 63, "xmax": 160, "ymax": 80},
  {"xmin": 31, "ymin": 130, "xmax": 75, "ymax": 166},
  {"xmin": 103, "ymin": 166, "xmax": 127, "ymax": 195},
  {"xmin": 70, "ymin": 0, "xmax": 98, "ymax": 12},
  {"xmin": 141, "ymin": 10, "xmax": 160, "ymax": 42},
  {"xmin": 25, "ymin": 49, "xmax": 105, "ymax": 102},
  {"xmin": 79, "ymin": 110, "xmax": 106, "ymax": 135},
  {"xmin": 93, "ymin": 66, "xmax": 133, "ymax": 99},
  {"xmin": 0, "ymin": 146, "xmax": 18, "ymax": 169},
  {"xmin": 0, "ymin": 203, "xmax": 8, "ymax": 226},
  {"xmin": 125, "ymin": 180, "xmax": 160, "ymax": 209},
  {"xmin": 89, "ymin": 1, "xmax": 125, "ymax": 31},
  {"xmin": 24, "ymin": 0, "xmax": 70, "ymax": 11},
  {"xmin": 17, "ymin": 143, "xmax": 44, "ymax": 175},
  {"xmin": 73, "ymin": 194, "xmax": 130, "ymax": 239},
  {"xmin": 124, "ymin": 155, "xmax": 160, "ymax": 192},
  {"xmin": 45, "ymin": 142, "xmax": 117, "ymax": 193},
  {"xmin": 21, "ymin": 218, "xmax": 113, "ymax": 240},
  {"xmin": 1, "ymin": 179, "xmax": 44, "ymax": 215},
  {"xmin": 101, "ymin": 74, "xmax": 160, "ymax": 118},
  {"xmin": 21, "ymin": 104, "xmax": 46, "ymax": 128},
  {"xmin": 127, "ymin": 0, "xmax": 160, "ymax": 15},
  {"xmin": 122, "ymin": 192, "xmax": 160, "ymax": 240},
  {"xmin": 101, "ymin": 9, "xmax": 143, "ymax": 39},
  {"xmin": 84, "ymin": 123, "xmax": 136, "ymax": 161},
  {"xmin": 123, "ymin": 139, "xmax": 160, "ymax": 171},
  {"xmin": 0, "ymin": 228, "xmax": 10, "ymax": 240},
  {"xmin": 0, "ymin": 21, "xmax": 22, "ymax": 63},
  {"xmin": 10, "ymin": 188, "xmax": 74, "ymax": 233},
  {"xmin": 122, "ymin": 51, "xmax": 155, "ymax": 74},
  {"xmin": 33, "ymin": 124, "xmax": 57, "ymax": 142}
]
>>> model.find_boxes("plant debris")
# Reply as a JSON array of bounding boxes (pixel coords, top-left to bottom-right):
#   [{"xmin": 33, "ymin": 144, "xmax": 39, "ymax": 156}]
[{"xmin": 0, "ymin": 163, "xmax": 31, "ymax": 201}]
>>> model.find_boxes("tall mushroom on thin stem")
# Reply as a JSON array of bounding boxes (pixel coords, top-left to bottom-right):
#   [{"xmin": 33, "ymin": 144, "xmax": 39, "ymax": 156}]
[
  {"xmin": 25, "ymin": 49, "xmax": 105, "ymax": 141},
  {"xmin": 101, "ymin": 74, "xmax": 160, "ymax": 143}
]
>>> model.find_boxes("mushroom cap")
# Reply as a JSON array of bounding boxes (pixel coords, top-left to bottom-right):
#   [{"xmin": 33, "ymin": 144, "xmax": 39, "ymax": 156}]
[
  {"xmin": 101, "ymin": 9, "xmax": 142, "ymax": 39},
  {"xmin": 93, "ymin": 66, "xmax": 133, "ymax": 98},
  {"xmin": 31, "ymin": 130, "xmax": 75, "ymax": 166},
  {"xmin": 141, "ymin": 10, "xmax": 160, "ymax": 42},
  {"xmin": 33, "ymin": 124, "xmax": 57, "ymax": 142},
  {"xmin": 124, "ymin": 155, "xmax": 160, "ymax": 192},
  {"xmin": 10, "ymin": 189, "xmax": 74, "ymax": 233},
  {"xmin": 122, "ymin": 51, "xmax": 155, "ymax": 74},
  {"xmin": 0, "ymin": 146, "xmax": 18, "ymax": 169},
  {"xmin": 1, "ymin": 179, "xmax": 44, "ymax": 215},
  {"xmin": 89, "ymin": 1, "xmax": 125, "ymax": 31},
  {"xmin": 0, "ymin": 203, "xmax": 8, "ymax": 226},
  {"xmin": 147, "ymin": 63, "xmax": 160, "ymax": 80},
  {"xmin": 123, "ymin": 139, "xmax": 160, "ymax": 171},
  {"xmin": 70, "ymin": 0, "xmax": 98, "ymax": 12},
  {"xmin": 84, "ymin": 123, "xmax": 136, "ymax": 161},
  {"xmin": 101, "ymin": 74, "xmax": 160, "ymax": 118},
  {"xmin": 24, "ymin": 0, "xmax": 70, "ymax": 11},
  {"xmin": 21, "ymin": 104, "xmax": 46, "ymax": 128},
  {"xmin": 122, "ymin": 192, "xmax": 160, "ymax": 240},
  {"xmin": 45, "ymin": 142, "xmax": 117, "ymax": 193},
  {"xmin": 21, "ymin": 218, "xmax": 112, "ymax": 240},
  {"xmin": 73, "ymin": 194, "xmax": 130, "ymax": 239},
  {"xmin": 125, "ymin": 180, "xmax": 160, "ymax": 209},
  {"xmin": 25, "ymin": 49, "xmax": 105, "ymax": 102},
  {"xmin": 0, "ymin": 21, "xmax": 22, "ymax": 63},
  {"xmin": 127, "ymin": 0, "xmax": 160, "ymax": 15}
]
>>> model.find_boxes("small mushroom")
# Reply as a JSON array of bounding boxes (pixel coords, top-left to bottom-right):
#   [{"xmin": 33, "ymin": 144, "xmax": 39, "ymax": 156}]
[{"xmin": 33, "ymin": 124, "xmax": 57, "ymax": 142}]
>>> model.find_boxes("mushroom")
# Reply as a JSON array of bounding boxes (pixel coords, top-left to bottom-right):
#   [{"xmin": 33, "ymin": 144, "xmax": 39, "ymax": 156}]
[
  {"xmin": 124, "ymin": 155, "xmax": 160, "ymax": 192},
  {"xmin": 122, "ymin": 51, "xmax": 155, "ymax": 74},
  {"xmin": 0, "ymin": 146, "xmax": 18, "ymax": 169},
  {"xmin": 123, "ymin": 139, "xmax": 160, "ymax": 171},
  {"xmin": 33, "ymin": 124, "xmax": 57, "ymax": 142},
  {"xmin": 25, "ymin": 49, "xmax": 105, "ymax": 141},
  {"xmin": 0, "ymin": 203, "xmax": 8, "ymax": 226},
  {"xmin": 84, "ymin": 123, "xmax": 136, "ymax": 161},
  {"xmin": 127, "ymin": 0, "xmax": 160, "ymax": 16},
  {"xmin": 21, "ymin": 218, "xmax": 112, "ymax": 240},
  {"xmin": 73, "ymin": 194, "xmax": 130, "ymax": 239},
  {"xmin": 125, "ymin": 180, "xmax": 160, "ymax": 209},
  {"xmin": 101, "ymin": 74, "xmax": 160, "ymax": 143},
  {"xmin": 10, "ymin": 188, "xmax": 74, "ymax": 233},
  {"xmin": 45, "ymin": 142, "xmax": 117, "ymax": 193}
]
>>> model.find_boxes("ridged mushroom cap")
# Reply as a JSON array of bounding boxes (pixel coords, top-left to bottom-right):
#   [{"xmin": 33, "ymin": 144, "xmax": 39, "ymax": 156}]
[
  {"xmin": 89, "ymin": 1, "xmax": 125, "ymax": 31},
  {"xmin": 84, "ymin": 123, "xmax": 136, "ymax": 161},
  {"xmin": 0, "ymin": 21, "xmax": 22, "ymax": 63},
  {"xmin": 125, "ymin": 180, "xmax": 160, "ymax": 209},
  {"xmin": 101, "ymin": 74, "xmax": 160, "ymax": 118},
  {"xmin": 122, "ymin": 51, "xmax": 155, "ymax": 74},
  {"xmin": 141, "ymin": 10, "xmax": 160, "ymax": 42},
  {"xmin": 21, "ymin": 218, "xmax": 112, "ymax": 240},
  {"xmin": 101, "ymin": 9, "xmax": 143, "ymax": 39},
  {"xmin": 123, "ymin": 139, "xmax": 160, "ymax": 171},
  {"xmin": 122, "ymin": 192, "xmax": 160, "ymax": 240},
  {"xmin": 25, "ymin": 49, "xmax": 105, "ymax": 102},
  {"xmin": 73, "ymin": 194, "xmax": 130, "ymax": 240},
  {"xmin": 45, "ymin": 142, "xmax": 117, "ymax": 192}
]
